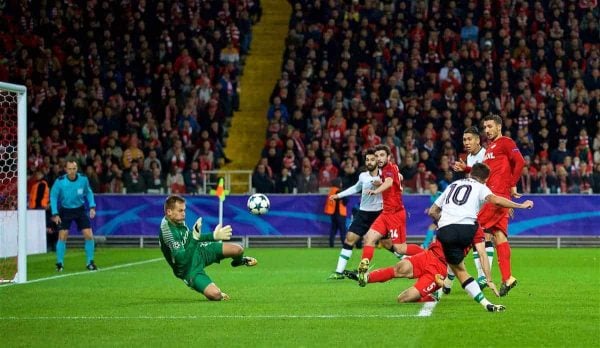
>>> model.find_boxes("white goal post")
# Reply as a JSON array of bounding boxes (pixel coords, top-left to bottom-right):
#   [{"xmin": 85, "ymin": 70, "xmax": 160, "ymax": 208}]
[{"xmin": 0, "ymin": 82, "xmax": 27, "ymax": 283}]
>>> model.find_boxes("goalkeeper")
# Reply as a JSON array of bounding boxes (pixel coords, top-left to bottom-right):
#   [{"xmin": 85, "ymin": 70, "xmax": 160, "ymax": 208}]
[{"xmin": 159, "ymin": 195, "xmax": 257, "ymax": 301}]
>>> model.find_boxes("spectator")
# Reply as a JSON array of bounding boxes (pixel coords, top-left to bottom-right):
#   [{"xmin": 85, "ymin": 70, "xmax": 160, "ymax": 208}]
[
  {"xmin": 592, "ymin": 163, "xmax": 600, "ymax": 194},
  {"xmin": 123, "ymin": 161, "xmax": 147, "ymax": 194},
  {"xmin": 143, "ymin": 149, "xmax": 162, "ymax": 173},
  {"xmin": 122, "ymin": 134, "xmax": 145, "ymax": 170},
  {"xmin": 146, "ymin": 165, "xmax": 166, "ymax": 194},
  {"xmin": 275, "ymin": 167, "xmax": 296, "ymax": 194},
  {"xmin": 400, "ymin": 156, "xmax": 418, "ymax": 193},
  {"xmin": 184, "ymin": 161, "xmax": 204, "ymax": 194},
  {"xmin": 252, "ymin": 163, "xmax": 275, "ymax": 193},
  {"xmin": 166, "ymin": 166, "xmax": 186, "ymax": 194},
  {"xmin": 318, "ymin": 156, "xmax": 339, "ymax": 189},
  {"xmin": 551, "ymin": 139, "xmax": 572, "ymax": 166},
  {"xmin": 296, "ymin": 164, "xmax": 319, "ymax": 193}
]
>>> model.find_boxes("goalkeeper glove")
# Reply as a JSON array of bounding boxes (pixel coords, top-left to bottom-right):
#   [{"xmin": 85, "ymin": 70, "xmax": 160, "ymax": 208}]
[
  {"xmin": 213, "ymin": 224, "xmax": 233, "ymax": 240},
  {"xmin": 192, "ymin": 217, "xmax": 202, "ymax": 241}
]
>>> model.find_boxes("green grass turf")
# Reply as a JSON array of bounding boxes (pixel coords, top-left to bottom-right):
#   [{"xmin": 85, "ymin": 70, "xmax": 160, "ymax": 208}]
[{"xmin": 0, "ymin": 247, "xmax": 599, "ymax": 347}]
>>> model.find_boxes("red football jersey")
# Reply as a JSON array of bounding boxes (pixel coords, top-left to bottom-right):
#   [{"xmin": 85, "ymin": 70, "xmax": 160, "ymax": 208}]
[
  {"xmin": 483, "ymin": 136, "xmax": 525, "ymax": 198},
  {"xmin": 428, "ymin": 240, "xmax": 447, "ymax": 264},
  {"xmin": 380, "ymin": 162, "xmax": 404, "ymax": 213}
]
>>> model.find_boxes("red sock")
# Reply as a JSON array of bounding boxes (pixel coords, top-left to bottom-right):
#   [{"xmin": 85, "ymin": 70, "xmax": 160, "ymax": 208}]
[
  {"xmin": 361, "ymin": 245, "xmax": 375, "ymax": 261},
  {"xmin": 368, "ymin": 267, "xmax": 395, "ymax": 283},
  {"xmin": 417, "ymin": 294, "xmax": 436, "ymax": 302},
  {"xmin": 406, "ymin": 244, "xmax": 424, "ymax": 255},
  {"xmin": 496, "ymin": 241, "xmax": 512, "ymax": 283}
]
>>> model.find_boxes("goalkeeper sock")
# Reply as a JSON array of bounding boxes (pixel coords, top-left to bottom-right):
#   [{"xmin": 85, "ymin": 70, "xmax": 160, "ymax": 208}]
[
  {"xmin": 462, "ymin": 277, "xmax": 491, "ymax": 308},
  {"xmin": 335, "ymin": 243, "xmax": 353, "ymax": 274},
  {"xmin": 422, "ymin": 228, "xmax": 435, "ymax": 248},
  {"xmin": 84, "ymin": 239, "xmax": 95, "ymax": 264},
  {"xmin": 361, "ymin": 245, "xmax": 375, "ymax": 262},
  {"xmin": 496, "ymin": 241, "xmax": 512, "ymax": 283},
  {"xmin": 56, "ymin": 240, "xmax": 66, "ymax": 264},
  {"xmin": 368, "ymin": 267, "xmax": 395, "ymax": 283}
]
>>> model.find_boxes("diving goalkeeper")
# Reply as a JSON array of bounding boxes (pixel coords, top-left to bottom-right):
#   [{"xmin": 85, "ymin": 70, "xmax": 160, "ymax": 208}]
[{"xmin": 159, "ymin": 195, "xmax": 257, "ymax": 301}]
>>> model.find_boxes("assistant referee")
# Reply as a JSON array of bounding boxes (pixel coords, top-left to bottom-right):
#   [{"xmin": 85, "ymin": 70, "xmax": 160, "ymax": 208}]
[{"xmin": 50, "ymin": 160, "xmax": 97, "ymax": 271}]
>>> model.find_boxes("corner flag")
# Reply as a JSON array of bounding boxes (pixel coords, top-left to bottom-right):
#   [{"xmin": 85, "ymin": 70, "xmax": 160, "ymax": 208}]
[{"xmin": 210, "ymin": 177, "xmax": 229, "ymax": 202}]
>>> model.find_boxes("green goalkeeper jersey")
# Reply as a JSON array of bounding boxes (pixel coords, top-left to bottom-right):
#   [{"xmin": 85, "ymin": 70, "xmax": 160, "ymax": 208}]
[{"xmin": 159, "ymin": 217, "xmax": 214, "ymax": 279}]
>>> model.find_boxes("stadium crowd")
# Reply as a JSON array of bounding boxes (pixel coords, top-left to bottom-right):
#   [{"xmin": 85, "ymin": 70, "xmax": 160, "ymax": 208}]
[
  {"xmin": 1, "ymin": 0, "xmax": 261, "ymax": 194},
  {"xmin": 254, "ymin": 0, "xmax": 600, "ymax": 195},
  {"xmin": 0, "ymin": 0, "xmax": 599, "ymax": 196}
]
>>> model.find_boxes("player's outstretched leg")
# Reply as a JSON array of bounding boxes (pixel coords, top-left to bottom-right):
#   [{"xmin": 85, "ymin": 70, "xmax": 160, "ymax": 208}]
[
  {"xmin": 328, "ymin": 272, "xmax": 345, "ymax": 280},
  {"xmin": 443, "ymin": 266, "xmax": 455, "ymax": 294},
  {"xmin": 486, "ymin": 304, "xmax": 506, "ymax": 312},
  {"xmin": 231, "ymin": 256, "xmax": 257, "ymax": 267},
  {"xmin": 225, "ymin": 243, "xmax": 258, "ymax": 267},
  {"xmin": 499, "ymin": 277, "xmax": 518, "ymax": 296},
  {"xmin": 343, "ymin": 270, "xmax": 359, "ymax": 281},
  {"xmin": 357, "ymin": 258, "xmax": 370, "ymax": 287},
  {"xmin": 357, "ymin": 269, "xmax": 369, "ymax": 287},
  {"xmin": 462, "ymin": 276, "xmax": 505, "ymax": 313}
]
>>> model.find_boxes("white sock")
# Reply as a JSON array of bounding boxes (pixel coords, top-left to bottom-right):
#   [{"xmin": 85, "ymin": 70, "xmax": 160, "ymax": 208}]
[
  {"xmin": 335, "ymin": 248, "xmax": 353, "ymax": 273},
  {"xmin": 447, "ymin": 265, "xmax": 455, "ymax": 280},
  {"xmin": 486, "ymin": 245, "xmax": 494, "ymax": 276},
  {"xmin": 473, "ymin": 251, "xmax": 484, "ymax": 278},
  {"xmin": 464, "ymin": 279, "xmax": 491, "ymax": 308}
]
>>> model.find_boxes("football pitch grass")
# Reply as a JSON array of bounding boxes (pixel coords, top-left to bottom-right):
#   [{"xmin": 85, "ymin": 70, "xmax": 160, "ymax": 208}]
[{"xmin": 1, "ymin": 247, "xmax": 598, "ymax": 347}]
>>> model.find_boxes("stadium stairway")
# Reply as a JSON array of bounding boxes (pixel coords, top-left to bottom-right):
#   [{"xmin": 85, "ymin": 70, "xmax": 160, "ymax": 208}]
[{"xmin": 221, "ymin": 0, "xmax": 290, "ymax": 192}]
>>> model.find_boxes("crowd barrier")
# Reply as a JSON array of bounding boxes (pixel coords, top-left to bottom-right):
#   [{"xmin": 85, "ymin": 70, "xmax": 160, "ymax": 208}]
[{"xmin": 80, "ymin": 194, "xmax": 600, "ymax": 238}]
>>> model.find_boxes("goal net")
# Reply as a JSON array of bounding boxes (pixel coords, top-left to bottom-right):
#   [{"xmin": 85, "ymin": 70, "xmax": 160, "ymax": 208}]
[{"xmin": 0, "ymin": 82, "xmax": 27, "ymax": 283}]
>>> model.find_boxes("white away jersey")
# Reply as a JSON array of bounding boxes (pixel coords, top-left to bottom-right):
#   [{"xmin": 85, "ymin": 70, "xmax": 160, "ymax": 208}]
[
  {"xmin": 467, "ymin": 147, "xmax": 486, "ymax": 167},
  {"xmin": 434, "ymin": 178, "xmax": 492, "ymax": 228},
  {"xmin": 336, "ymin": 171, "xmax": 383, "ymax": 212}
]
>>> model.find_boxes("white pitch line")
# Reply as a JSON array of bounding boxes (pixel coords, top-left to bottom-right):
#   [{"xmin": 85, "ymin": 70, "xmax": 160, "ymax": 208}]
[
  {"xmin": 417, "ymin": 291, "xmax": 443, "ymax": 317},
  {"xmin": 0, "ymin": 314, "xmax": 417, "ymax": 320},
  {"xmin": 417, "ymin": 300, "xmax": 438, "ymax": 317},
  {"xmin": 0, "ymin": 258, "xmax": 163, "ymax": 288}
]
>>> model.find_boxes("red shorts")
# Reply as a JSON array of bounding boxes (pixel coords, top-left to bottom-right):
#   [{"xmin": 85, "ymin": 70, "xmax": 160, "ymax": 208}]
[
  {"xmin": 478, "ymin": 202, "xmax": 509, "ymax": 236},
  {"xmin": 370, "ymin": 209, "xmax": 406, "ymax": 244},
  {"xmin": 408, "ymin": 251, "xmax": 448, "ymax": 297}
]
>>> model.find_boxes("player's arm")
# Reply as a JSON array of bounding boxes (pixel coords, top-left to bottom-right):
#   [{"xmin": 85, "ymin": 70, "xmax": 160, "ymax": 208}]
[
  {"xmin": 49, "ymin": 181, "xmax": 60, "ymax": 216},
  {"xmin": 507, "ymin": 139, "xmax": 526, "ymax": 198},
  {"xmin": 84, "ymin": 177, "xmax": 96, "ymax": 218},
  {"xmin": 427, "ymin": 204, "xmax": 442, "ymax": 223},
  {"xmin": 192, "ymin": 218, "xmax": 232, "ymax": 241},
  {"xmin": 428, "ymin": 186, "xmax": 449, "ymax": 222},
  {"xmin": 453, "ymin": 159, "xmax": 471, "ymax": 173},
  {"xmin": 486, "ymin": 194, "xmax": 534, "ymax": 210},
  {"xmin": 367, "ymin": 177, "xmax": 392, "ymax": 195},
  {"xmin": 332, "ymin": 180, "xmax": 361, "ymax": 200},
  {"xmin": 473, "ymin": 241, "xmax": 499, "ymax": 296}
]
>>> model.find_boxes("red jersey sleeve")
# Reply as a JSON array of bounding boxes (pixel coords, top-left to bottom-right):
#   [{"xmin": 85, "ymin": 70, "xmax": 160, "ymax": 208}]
[{"xmin": 501, "ymin": 138, "xmax": 525, "ymax": 187}]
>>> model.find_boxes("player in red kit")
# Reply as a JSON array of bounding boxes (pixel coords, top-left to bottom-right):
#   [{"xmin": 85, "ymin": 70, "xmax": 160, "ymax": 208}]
[
  {"xmin": 356, "ymin": 144, "xmax": 424, "ymax": 286},
  {"xmin": 480, "ymin": 114, "xmax": 525, "ymax": 296},
  {"xmin": 346, "ymin": 240, "xmax": 447, "ymax": 302}
]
